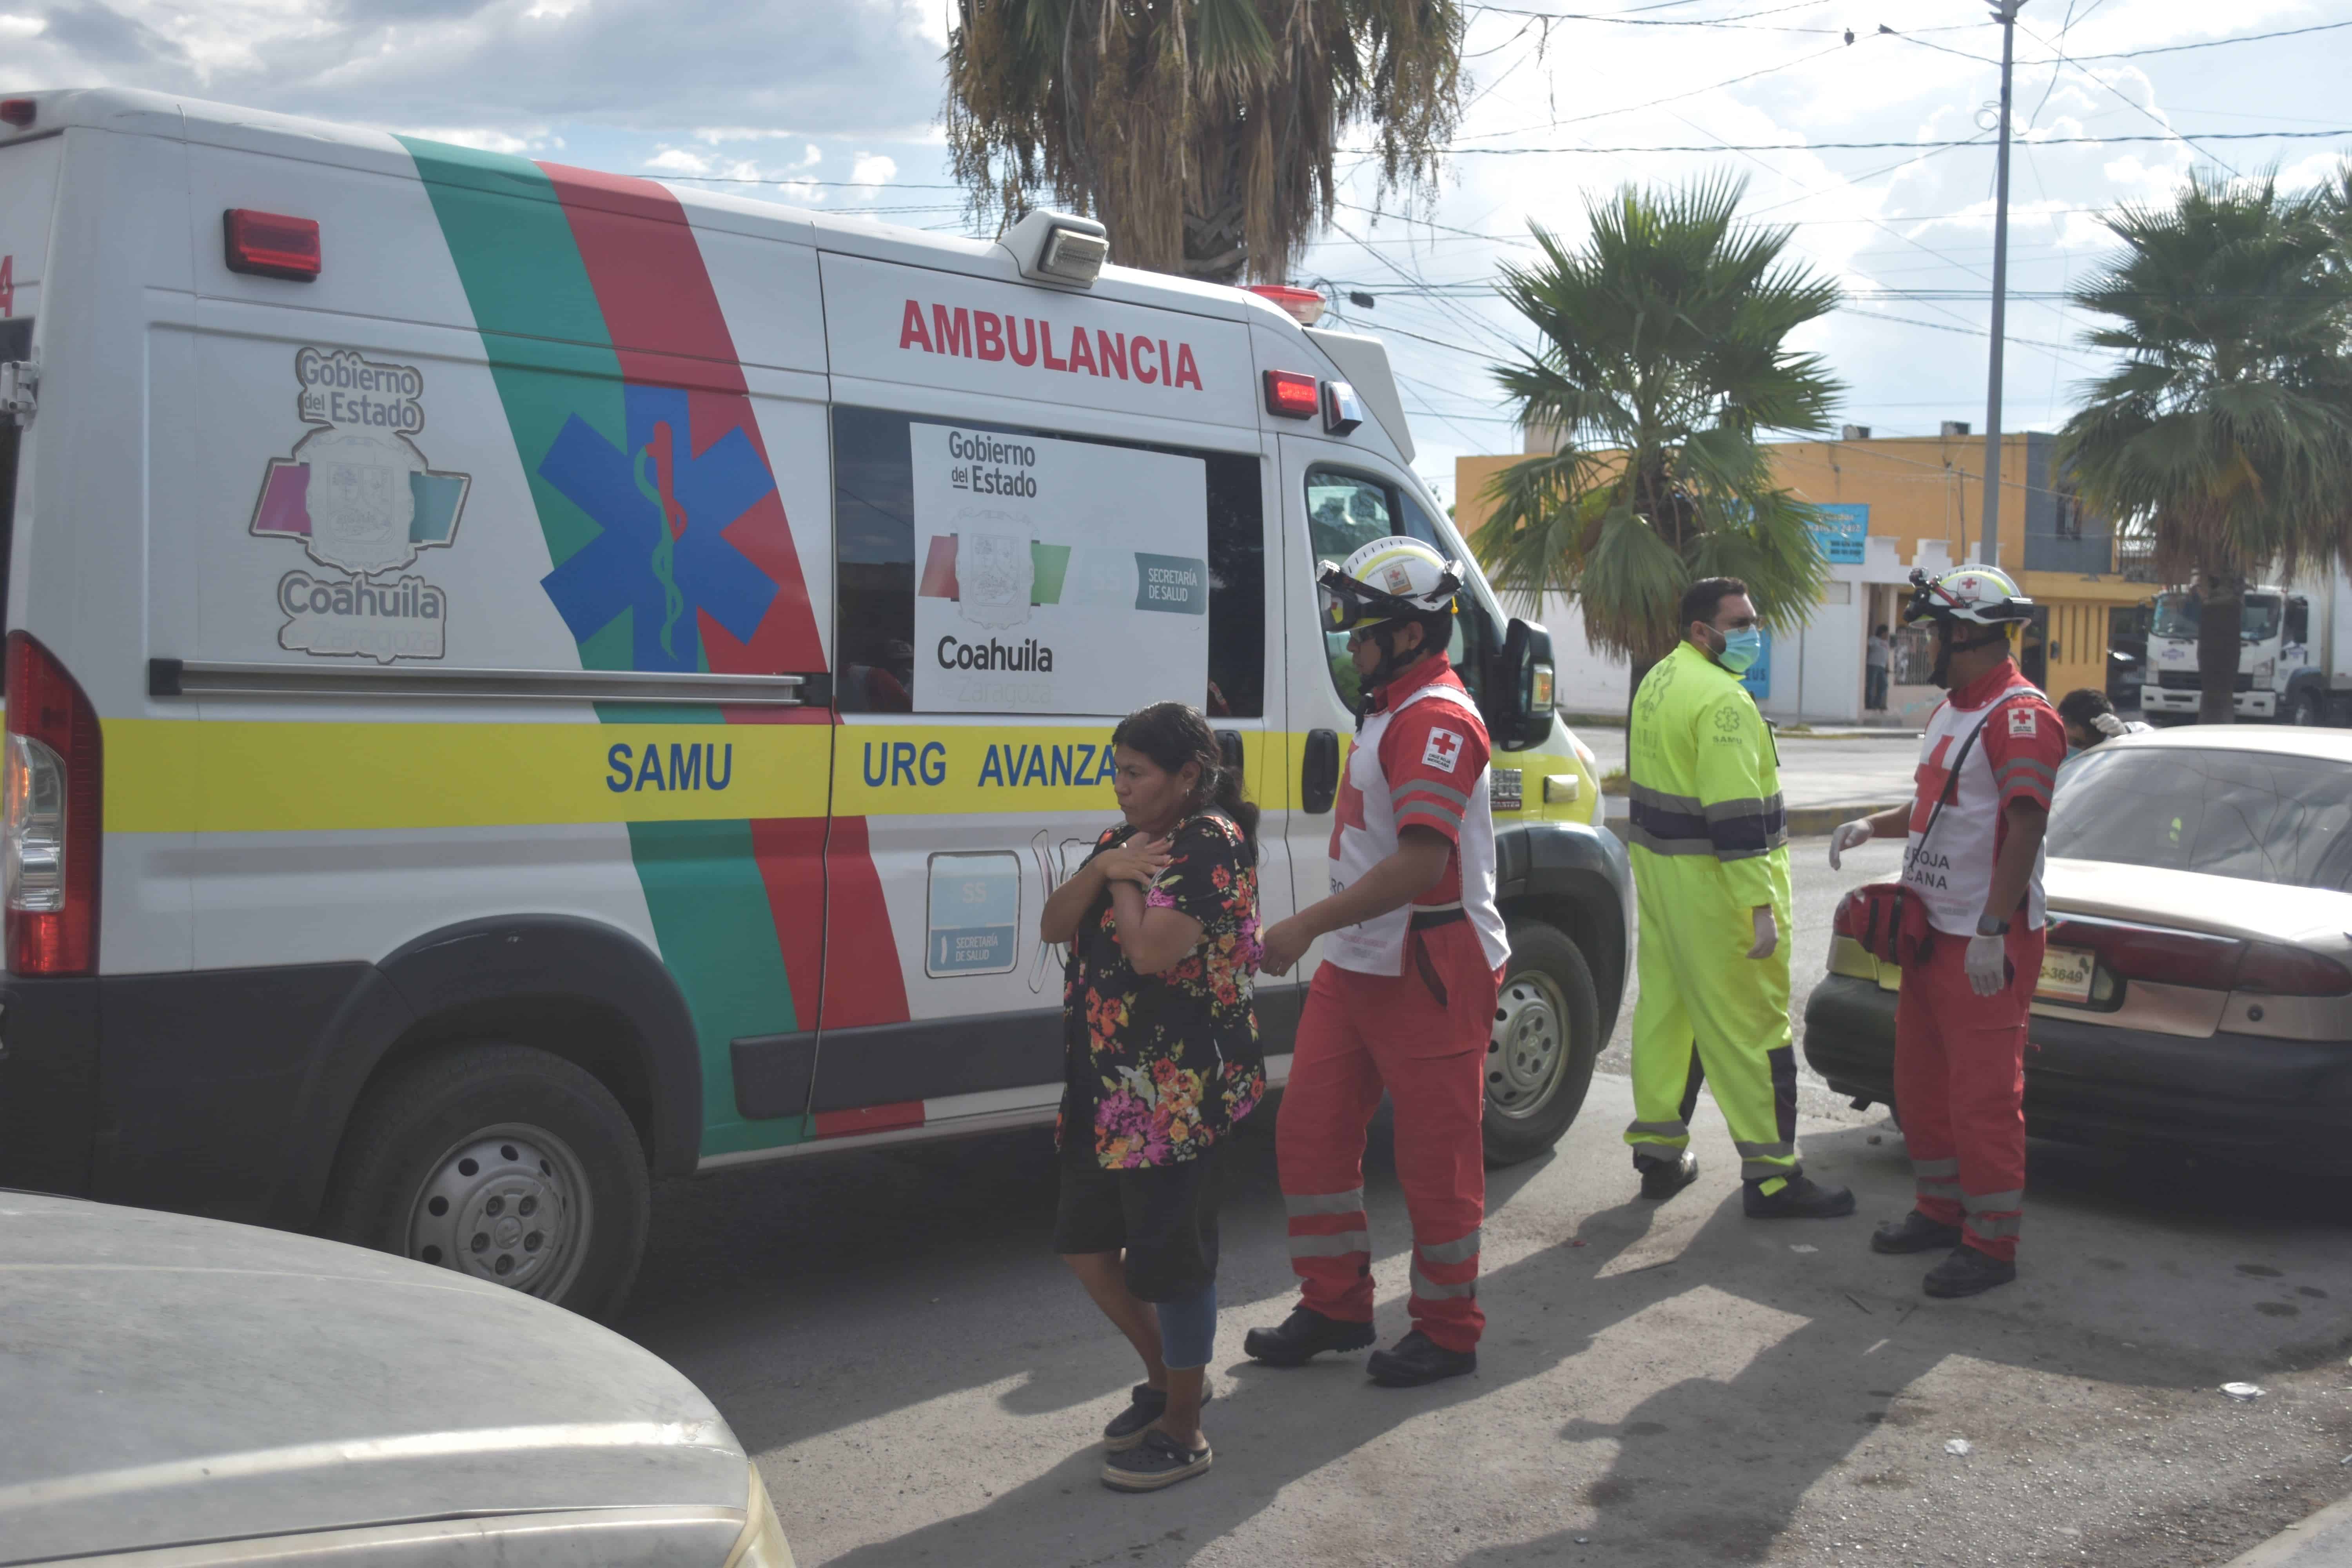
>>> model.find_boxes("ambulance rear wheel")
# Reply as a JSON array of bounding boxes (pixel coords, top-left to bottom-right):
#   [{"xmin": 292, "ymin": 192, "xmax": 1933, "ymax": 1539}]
[
  {"xmin": 324, "ymin": 1044, "xmax": 651, "ymax": 1322},
  {"xmin": 1483, "ymin": 921, "xmax": 1601, "ymax": 1167}
]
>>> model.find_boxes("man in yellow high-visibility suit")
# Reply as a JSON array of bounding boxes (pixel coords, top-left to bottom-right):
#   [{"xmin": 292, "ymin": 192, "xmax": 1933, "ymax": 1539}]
[{"xmin": 1624, "ymin": 577, "xmax": 1855, "ymax": 1218}]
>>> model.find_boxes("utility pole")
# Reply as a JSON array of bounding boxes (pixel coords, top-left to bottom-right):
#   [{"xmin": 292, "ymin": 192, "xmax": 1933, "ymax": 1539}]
[{"xmin": 1978, "ymin": 0, "xmax": 2024, "ymax": 568}]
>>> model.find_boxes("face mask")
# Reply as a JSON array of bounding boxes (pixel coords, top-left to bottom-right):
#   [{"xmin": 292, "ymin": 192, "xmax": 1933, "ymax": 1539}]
[
  {"xmin": 1715, "ymin": 626, "xmax": 1763, "ymax": 675},
  {"xmin": 1930, "ymin": 626, "xmax": 2002, "ymax": 688}
]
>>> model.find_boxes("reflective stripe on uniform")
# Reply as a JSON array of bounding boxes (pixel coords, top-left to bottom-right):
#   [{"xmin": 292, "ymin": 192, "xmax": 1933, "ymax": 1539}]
[
  {"xmin": 1963, "ymin": 1189, "xmax": 2024, "ymax": 1213},
  {"xmin": 1704, "ymin": 793, "xmax": 1789, "ymax": 860},
  {"xmin": 1416, "ymin": 1229, "xmax": 1482, "ymax": 1267},
  {"xmin": 1911, "ymin": 1157, "xmax": 1960, "ymax": 1178},
  {"xmin": 1628, "ymin": 823, "xmax": 1718, "ymax": 857},
  {"xmin": 1409, "ymin": 1258, "xmax": 1478, "ymax": 1301},
  {"xmin": 1965, "ymin": 1212, "xmax": 2023, "ymax": 1240},
  {"xmin": 1289, "ymin": 1230, "xmax": 1372, "ymax": 1258},
  {"xmin": 1285, "ymin": 1189, "xmax": 1367, "ymax": 1218}
]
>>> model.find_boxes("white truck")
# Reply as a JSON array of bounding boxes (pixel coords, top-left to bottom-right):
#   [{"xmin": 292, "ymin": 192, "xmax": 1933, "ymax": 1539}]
[{"xmin": 2139, "ymin": 567, "xmax": 2352, "ymax": 727}]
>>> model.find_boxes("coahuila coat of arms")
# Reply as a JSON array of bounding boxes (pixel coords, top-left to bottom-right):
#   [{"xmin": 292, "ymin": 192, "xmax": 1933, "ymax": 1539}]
[{"xmin": 248, "ymin": 347, "xmax": 470, "ymax": 663}]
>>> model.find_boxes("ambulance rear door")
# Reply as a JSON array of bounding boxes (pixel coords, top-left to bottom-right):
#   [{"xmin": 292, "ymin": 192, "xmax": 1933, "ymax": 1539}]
[{"xmin": 799, "ymin": 249, "xmax": 1298, "ymax": 1141}]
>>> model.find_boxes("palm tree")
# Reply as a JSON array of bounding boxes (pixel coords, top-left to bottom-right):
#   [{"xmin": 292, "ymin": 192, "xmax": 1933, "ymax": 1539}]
[
  {"xmin": 1473, "ymin": 178, "xmax": 1842, "ymax": 687},
  {"xmin": 2058, "ymin": 169, "xmax": 2352, "ymax": 725},
  {"xmin": 944, "ymin": 0, "xmax": 1463, "ymax": 284}
]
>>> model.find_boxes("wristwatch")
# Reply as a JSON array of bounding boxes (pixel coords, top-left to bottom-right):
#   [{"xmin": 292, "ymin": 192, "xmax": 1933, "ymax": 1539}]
[{"xmin": 1976, "ymin": 915, "xmax": 2010, "ymax": 937}]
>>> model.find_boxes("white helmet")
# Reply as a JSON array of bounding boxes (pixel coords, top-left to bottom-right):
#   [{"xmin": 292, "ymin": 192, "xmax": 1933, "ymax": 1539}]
[
  {"xmin": 1903, "ymin": 564, "xmax": 2035, "ymax": 628},
  {"xmin": 1316, "ymin": 536, "xmax": 1463, "ymax": 634}
]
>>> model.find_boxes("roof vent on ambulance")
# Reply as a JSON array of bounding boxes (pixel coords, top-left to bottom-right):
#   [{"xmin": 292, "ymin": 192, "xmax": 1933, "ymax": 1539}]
[{"xmin": 1000, "ymin": 209, "xmax": 1111, "ymax": 289}]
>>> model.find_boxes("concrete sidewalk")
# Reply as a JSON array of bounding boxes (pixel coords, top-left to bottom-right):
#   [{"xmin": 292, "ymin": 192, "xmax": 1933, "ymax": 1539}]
[{"xmin": 2226, "ymin": 1494, "xmax": 2352, "ymax": 1565}]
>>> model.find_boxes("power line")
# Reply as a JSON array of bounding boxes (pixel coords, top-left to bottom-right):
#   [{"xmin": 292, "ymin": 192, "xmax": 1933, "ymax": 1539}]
[
  {"xmin": 1465, "ymin": 0, "xmax": 1841, "ymax": 30},
  {"xmin": 2042, "ymin": 17, "xmax": 2352, "ymax": 63},
  {"xmin": 1453, "ymin": 36, "xmax": 1862, "ymax": 141},
  {"xmin": 1432, "ymin": 127, "xmax": 2352, "ymax": 154}
]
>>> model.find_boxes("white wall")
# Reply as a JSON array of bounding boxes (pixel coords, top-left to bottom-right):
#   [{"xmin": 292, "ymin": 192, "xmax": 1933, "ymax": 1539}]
[
  {"xmin": 1536, "ymin": 591, "xmax": 1636, "ymax": 716},
  {"xmin": 1527, "ymin": 533, "xmax": 1936, "ymax": 725}
]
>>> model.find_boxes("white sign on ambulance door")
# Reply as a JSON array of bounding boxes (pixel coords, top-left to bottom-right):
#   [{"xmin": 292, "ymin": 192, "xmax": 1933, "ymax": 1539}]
[{"xmin": 909, "ymin": 421, "xmax": 1208, "ymax": 715}]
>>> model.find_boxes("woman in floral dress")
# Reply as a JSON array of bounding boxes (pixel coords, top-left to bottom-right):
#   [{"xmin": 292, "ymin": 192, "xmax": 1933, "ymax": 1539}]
[{"xmin": 1039, "ymin": 701, "xmax": 1263, "ymax": 1493}]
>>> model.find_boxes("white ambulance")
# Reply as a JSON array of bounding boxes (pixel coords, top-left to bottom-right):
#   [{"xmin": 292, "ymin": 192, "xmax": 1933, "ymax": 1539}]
[{"xmin": 0, "ymin": 88, "xmax": 1629, "ymax": 1317}]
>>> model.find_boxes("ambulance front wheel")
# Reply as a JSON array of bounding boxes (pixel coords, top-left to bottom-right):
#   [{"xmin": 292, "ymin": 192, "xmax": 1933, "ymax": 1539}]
[
  {"xmin": 1483, "ymin": 921, "xmax": 1602, "ymax": 1167},
  {"xmin": 324, "ymin": 1043, "xmax": 652, "ymax": 1322}
]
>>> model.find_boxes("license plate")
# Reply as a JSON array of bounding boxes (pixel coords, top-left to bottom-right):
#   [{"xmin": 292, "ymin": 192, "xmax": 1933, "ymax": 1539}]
[{"xmin": 2037, "ymin": 945, "xmax": 2097, "ymax": 1004}]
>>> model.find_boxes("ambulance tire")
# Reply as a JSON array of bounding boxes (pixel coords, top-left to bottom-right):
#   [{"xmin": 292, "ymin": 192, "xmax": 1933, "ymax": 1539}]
[
  {"xmin": 1482, "ymin": 922, "xmax": 1601, "ymax": 1168},
  {"xmin": 324, "ymin": 1044, "xmax": 652, "ymax": 1322}
]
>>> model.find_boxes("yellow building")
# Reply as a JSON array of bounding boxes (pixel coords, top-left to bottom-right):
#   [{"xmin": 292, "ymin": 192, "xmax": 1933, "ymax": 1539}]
[{"xmin": 1457, "ymin": 427, "xmax": 2152, "ymax": 723}]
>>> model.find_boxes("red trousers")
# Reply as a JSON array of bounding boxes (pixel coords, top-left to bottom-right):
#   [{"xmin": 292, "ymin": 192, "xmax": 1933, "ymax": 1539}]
[
  {"xmin": 1894, "ymin": 923, "xmax": 2042, "ymax": 1263},
  {"xmin": 1276, "ymin": 919, "xmax": 1501, "ymax": 1353}
]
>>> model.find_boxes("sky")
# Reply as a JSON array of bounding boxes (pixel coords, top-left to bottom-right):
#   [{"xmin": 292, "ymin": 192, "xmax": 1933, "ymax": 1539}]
[{"xmin": 9, "ymin": 0, "xmax": 2347, "ymax": 505}]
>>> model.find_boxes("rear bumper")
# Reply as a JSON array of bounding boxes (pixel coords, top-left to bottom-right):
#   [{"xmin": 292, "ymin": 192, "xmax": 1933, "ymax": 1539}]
[{"xmin": 1802, "ymin": 973, "xmax": 2352, "ymax": 1161}]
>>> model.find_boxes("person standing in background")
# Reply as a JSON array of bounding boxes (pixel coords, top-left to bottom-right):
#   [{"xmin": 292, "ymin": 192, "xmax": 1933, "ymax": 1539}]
[
  {"xmin": 1042, "ymin": 702, "xmax": 1265, "ymax": 1492},
  {"xmin": 1866, "ymin": 624, "xmax": 1893, "ymax": 713},
  {"xmin": 1622, "ymin": 577, "xmax": 1855, "ymax": 1219},
  {"xmin": 1830, "ymin": 566, "xmax": 2062, "ymax": 1299},
  {"xmin": 2056, "ymin": 688, "xmax": 2150, "ymax": 753}
]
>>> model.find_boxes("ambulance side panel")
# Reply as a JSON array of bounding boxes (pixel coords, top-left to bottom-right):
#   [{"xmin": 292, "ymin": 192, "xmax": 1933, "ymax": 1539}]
[{"xmin": 773, "ymin": 249, "xmax": 1301, "ymax": 1151}]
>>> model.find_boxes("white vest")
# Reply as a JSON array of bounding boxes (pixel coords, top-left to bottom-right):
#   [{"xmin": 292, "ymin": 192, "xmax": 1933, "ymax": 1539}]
[
  {"xmin": 1324, "ymin": 683, "xmax": 1511, "ymax": 976},
  {"xmin": 1902, "ymin": 681, "xmax": 2049, "ymax": 936}
]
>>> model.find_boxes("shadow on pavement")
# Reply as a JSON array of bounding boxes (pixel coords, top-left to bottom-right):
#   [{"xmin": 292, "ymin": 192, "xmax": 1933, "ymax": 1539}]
[{"xmin": 621, "ymin": 1099, "xmax": 2352, "ymax": 1567}]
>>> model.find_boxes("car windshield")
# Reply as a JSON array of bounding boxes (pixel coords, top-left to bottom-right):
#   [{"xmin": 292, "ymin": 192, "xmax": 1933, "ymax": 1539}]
[
  {"xmin": 2151, "ymin": 591, "xmax": 2281, "ymax": 643},
  {"xmin": 2048, "ymin": 746, "xmax": 2352, "ymax": 891}
]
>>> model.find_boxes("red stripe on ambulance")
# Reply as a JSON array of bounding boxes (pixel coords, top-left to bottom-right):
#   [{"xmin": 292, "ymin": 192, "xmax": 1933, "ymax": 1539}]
[
  {"xmin": 898, "ymin": 300, "xmax": 1203, "ymax": 390},
  {"xmin": 813, "ymin": 1102, "xmax": 927, "ymax": 1139}
]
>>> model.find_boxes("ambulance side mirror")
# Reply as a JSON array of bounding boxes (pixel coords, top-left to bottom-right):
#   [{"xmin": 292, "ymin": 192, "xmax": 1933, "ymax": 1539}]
[{"xmin": 1495, "ymin": 619, "xmax": 1556, "ymax": 751}]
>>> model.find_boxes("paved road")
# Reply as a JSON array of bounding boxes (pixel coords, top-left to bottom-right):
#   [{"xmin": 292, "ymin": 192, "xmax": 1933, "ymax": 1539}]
[
  {"xmin": 617, "ymin": 837, "xmax": 2352, "ymax": 1568},
  {"xmin": 1569, "ymin": 722, "xmax": 1922, "ymax": 813}
]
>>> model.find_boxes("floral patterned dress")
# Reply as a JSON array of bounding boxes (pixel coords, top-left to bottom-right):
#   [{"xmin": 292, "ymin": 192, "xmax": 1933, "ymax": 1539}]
[{"xmin": 1059, "ymin": 811, "xmax": 1266, "ymax": 1170}]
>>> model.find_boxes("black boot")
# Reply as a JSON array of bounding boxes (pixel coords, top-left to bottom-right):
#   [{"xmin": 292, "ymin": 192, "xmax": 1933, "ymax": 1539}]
[
  {"xmin": 1924, "ymin": 1244, "xmax": 2016, "ymax": 1298},
  {"xmin": 1637, "ymin": 1151, "xmax": 1699, "ymax": 1200},
  {"xmin": 1243, "ymin": 1306, "xmax": 1376, "ymax": 1367},
  {"xmin": 1366, "ymin": 1329, "xmax": 1477, "ymax": 1387},
  {"xmin": 1871, "ymin": 1210, "xmax": 1964, "ymax": 1254},
  {"xmin": 1743, "ymin": 1172, "xmax": 1855, "ymax": 1219}
]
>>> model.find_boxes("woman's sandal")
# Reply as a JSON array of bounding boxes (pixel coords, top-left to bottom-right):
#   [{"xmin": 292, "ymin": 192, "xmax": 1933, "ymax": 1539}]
[
  {"xmin": 1102, "ymin": 1382, "xmax": 1212, "ymax": 1452},
  {"xmin": 1102, "ymin": 1429, "xmax": 1213, "ymax": 1491}
]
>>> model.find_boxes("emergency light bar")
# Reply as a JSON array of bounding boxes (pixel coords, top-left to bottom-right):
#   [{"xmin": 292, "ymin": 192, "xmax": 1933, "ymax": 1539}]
[
  {"xmin": 1246, "ymin": 285, "xmax": 1327, "ymax": 327},
  {"xmin": 223, "ymin": 209, "xmax": 322, "ymax": 281}
]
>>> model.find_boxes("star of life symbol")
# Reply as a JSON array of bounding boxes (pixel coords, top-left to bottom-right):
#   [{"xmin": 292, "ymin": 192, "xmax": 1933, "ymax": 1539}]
[
  {"xmin": 248, "ymin": 347, "xmax": 470, "ymax": 663},
  {"xmin": 1423, "ymin": 726, "xmax": 1465, "ymax": 773}
]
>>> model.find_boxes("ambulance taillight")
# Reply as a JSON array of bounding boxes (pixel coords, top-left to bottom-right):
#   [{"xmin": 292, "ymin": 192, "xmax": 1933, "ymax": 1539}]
[
  {"xmin": 0, "ymin": 100, "xmax": 34, "ymax": 130},
  {"xmin": 4, "ymin": 632, "xmax": 102, "ymax": 976},
  {"xmin": 223, "ymin": 209, "xmax": 322, "ymax": 282}
]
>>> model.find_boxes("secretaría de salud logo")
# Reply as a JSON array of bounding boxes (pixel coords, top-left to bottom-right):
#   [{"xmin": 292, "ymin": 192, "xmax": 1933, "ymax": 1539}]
[{"xmin": 247, "ymin": 347, "xmax": 471, "ymax": 663}]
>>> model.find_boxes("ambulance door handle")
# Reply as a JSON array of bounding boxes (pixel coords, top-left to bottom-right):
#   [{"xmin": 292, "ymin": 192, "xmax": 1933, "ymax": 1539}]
[
  {"xmin": 1301, "ymin": 729, "xmax": 1339, "ymax": 815},
  {"xmin": 1214, "ymin": 730, "xmax": 1243, "ymax": 771}
]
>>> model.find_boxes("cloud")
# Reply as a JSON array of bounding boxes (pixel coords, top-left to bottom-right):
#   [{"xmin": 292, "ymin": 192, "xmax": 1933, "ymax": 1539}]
[
  {"xmin": 401, "ymin": 123, "xmax": 555, "ymax": 154},
  {"xmin": 849, "ymin": 152, "xmax": 897, "ymax": 187},
  {"xmin": 9, "ymin": 0, "xmax": 945, "ymax": 139},
  {"xmin": 33, "ymin": 0, "xmax": 184, "ymax": 65}
]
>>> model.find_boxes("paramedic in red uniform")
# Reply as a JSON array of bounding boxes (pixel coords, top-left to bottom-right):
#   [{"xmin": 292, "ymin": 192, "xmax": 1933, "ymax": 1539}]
[
  {"xmin": 1247, "ymin": 537, "xmax": 1509, "ymax": 1387},
  {"xmin": 1829, "ymin": 565, "xmax": 2065, "ymax": 1298}
]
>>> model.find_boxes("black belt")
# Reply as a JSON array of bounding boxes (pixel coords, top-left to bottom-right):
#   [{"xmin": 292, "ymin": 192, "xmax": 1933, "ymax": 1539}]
[{"xmin": 1409, "ymin": 907, "xmax": 1466, "ymax": 931}]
